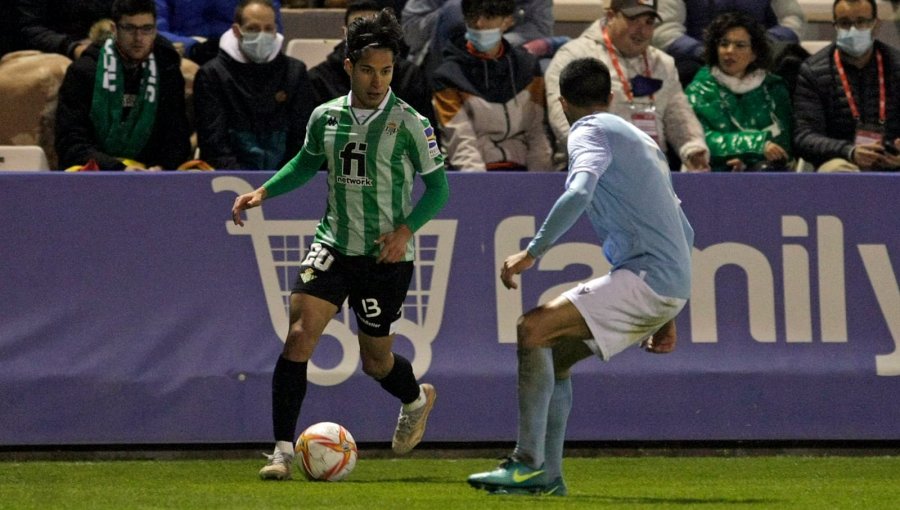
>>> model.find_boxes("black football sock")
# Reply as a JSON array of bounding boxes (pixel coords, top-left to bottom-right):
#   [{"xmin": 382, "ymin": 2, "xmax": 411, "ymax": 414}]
[
  {"xmin": 272, "ymin": 356, "xmax": 308, "ymax": 443},
  {"xmin": 377, "ymin": 353, "xmax": 420, "ymax": 404}
]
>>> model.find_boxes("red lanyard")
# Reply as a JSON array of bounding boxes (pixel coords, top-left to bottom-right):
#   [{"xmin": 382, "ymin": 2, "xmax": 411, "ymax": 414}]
[
  {"xmin": 834, "ymin": 48, "xmax": 885, "ymax": 124},
  {"xmin": 602, "ymin": 26, "xmax": 652, "ymax": 104}
]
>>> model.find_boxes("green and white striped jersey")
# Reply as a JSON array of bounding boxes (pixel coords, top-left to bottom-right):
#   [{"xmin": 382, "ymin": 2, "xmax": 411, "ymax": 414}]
[{"xmin": 282, "ymin": 90, "xmax": 444, "ymax": 260}]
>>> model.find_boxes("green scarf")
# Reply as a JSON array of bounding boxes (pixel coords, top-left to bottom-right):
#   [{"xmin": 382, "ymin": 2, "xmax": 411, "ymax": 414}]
[{"xmin": 89, "ymin": 38, "xmax": 158, "ymax": 159}]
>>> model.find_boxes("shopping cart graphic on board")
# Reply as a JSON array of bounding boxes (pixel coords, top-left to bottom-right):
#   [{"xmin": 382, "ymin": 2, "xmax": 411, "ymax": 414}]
[{"xmin": 213, "ymin": 176, "xmax": 457, "ymax": 386}]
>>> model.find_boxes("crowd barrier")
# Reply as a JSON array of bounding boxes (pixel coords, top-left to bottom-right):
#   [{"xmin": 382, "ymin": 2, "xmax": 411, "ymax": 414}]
[{"xmin": 1, "ymin": 172, "xmax": 898, "ymax": 445}]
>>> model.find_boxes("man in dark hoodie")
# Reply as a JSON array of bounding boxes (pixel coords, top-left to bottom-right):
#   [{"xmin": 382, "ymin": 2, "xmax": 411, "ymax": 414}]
[
  {"xmin": 193, "ymin": 0, "xmax": 315, "ymax": 170},
  {"xmin": 430, "ymin": 0, "xmax": 553, "ymax": 171},
  {"xmin": 54, "ymin": 0, "xmax": 191, "ymax": 170},
  {"xmin": 307, "ymin": 0, "xmax": 435, "ymax": 129}
]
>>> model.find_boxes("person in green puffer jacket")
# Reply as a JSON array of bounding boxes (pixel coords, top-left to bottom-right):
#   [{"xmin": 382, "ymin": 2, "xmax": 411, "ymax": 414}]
[{"xmin": 685, "ymin": 11, "xmax": 793, "ymax": 171}]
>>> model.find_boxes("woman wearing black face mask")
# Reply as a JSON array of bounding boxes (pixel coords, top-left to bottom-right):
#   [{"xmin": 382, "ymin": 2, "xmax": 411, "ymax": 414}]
[{"xmin": 684, "ymin": 12, "xmax": 793, "ymax": 172}]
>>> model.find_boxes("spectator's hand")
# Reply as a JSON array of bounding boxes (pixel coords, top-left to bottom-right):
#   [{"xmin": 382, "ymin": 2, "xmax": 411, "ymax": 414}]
[
  {"xmin": 726, "ymin": 158, "xmax": 746, "ymax": 172},
  {"xmin": 684, "ymin": 150, "xmax": 710, "ymax": 172},
  {"xmin": 882, "ymin": 138, "xmax": 900, "ymax": 169},
  {"xmin": 764, "ymin": 141, "xmax": 789, "ymax": 163},
  {"xmin": 852, "ymin": 143, "xmax": 886, "ymax": 169},
  {"xmin": 641, "ymin": 319, "xmax": 677, "ymax": 354},
  {"xmin": 73, "ymin": 41, "xmax": 91, "ymax": 60},
  {"xmin": 375, "ymin": 225, "xmax": 413, "ymax": 264},
  {"xmin": 521, "ymin": 38, "xmax": 551, "ymax": 57},
  {"xmin": 231, "ymin": 187, "xmax": 268, "ymax": 226},
  {"xmin": 500, "ymin": 250, "xmax": 535, "ymax": 290}
]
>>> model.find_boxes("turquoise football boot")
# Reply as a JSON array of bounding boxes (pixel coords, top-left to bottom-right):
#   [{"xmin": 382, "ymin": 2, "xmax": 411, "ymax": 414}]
[{"xmin": 467, "ymin": 458, "xmax": 547, "ymax": 494}]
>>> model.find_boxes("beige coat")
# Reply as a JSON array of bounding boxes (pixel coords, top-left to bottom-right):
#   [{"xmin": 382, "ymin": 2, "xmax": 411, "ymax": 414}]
[{"xmin": 544, "ymin": 19, "xmax": 708, "ymax": 167}]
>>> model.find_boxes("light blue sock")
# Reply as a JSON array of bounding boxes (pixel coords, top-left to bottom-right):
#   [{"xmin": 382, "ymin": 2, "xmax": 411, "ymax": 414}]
[
  {"xmin": 543, "ymin": 377, "xmax": 573, "ymax": 480},
  {"xmin": 512, "ymin": 347, "xmax": 554, "ymax": 469}
]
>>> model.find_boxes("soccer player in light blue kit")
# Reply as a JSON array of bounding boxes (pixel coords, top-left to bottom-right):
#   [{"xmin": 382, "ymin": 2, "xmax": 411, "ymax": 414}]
[{"xmin": 468, "ymin": 57, "xmax": 694, "ymax": 496}]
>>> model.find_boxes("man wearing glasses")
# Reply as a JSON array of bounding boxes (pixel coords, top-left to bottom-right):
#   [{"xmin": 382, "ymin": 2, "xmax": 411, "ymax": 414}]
[
  {"xmin": 55, "ymin": 0, "xmax": 191, "ymax": 170},
  {"xmin": 545, "ymin": 0, "xmax": 710, "ymax": 172},
  {"xmin": 794, "ymin": 0, "xmax": 900, "ymax": 172}
]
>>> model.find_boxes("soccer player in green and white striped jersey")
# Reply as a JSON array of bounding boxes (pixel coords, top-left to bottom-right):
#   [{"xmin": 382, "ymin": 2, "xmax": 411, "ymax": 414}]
[{"xmin": 231, "ymin": 8, "xmax": 449, "ymax": 481}]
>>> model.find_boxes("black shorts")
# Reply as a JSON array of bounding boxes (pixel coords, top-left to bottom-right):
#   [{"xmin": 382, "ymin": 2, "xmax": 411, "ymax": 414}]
[{"xmin": 291, "ymin": 243, "xmax": 414, "ymax": 337}]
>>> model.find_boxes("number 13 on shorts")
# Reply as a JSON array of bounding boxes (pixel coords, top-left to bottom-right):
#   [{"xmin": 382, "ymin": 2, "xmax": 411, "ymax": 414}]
[{"xmin": 360, "ymin": 298, "xmax": 382, "ymax": 318}]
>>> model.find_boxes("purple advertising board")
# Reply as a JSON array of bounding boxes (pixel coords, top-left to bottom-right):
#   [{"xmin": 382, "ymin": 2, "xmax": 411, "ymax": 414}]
[{"xmin": 1, "ymin": 172, "xmax": 898, "ymax": 445}]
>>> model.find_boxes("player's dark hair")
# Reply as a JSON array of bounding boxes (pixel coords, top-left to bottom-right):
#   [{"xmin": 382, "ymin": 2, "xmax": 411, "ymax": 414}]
[
  {"xmin": 112, "ymin": 0, "xmax": 156, "ymax": 22},
  {"xmin": 461, "ymin": 0, "xmax": 516, "ymax": 19},
  {"xmin": 345, "ymin": 8, "xmax": 402, "ymax": 63},
  {"xmin": 234, "ymin": 0, "xmax": 276, "ymax": 25},
  {"xmin": 702, "ymin": 11, "xmax": 771, "ymax": 72},
  {"xmin": 345, "ymin": 0, "xmax": 382, "ymax": 26},
  {"xmin": 559, "ymin": 58, "xmax": 612, "ymax": 107},
  {"xmin": 832, "ymin": 0, "xmax": 877, "ymax": 19}
]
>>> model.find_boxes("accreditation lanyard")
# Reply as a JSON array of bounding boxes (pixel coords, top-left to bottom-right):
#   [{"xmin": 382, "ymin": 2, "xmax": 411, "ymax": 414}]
[
  {"xmin": 834, "ymin": 48, "xmax": 886, "ymax": 125},
  {"xmin": 602, "ymin": 26, "xmax": 653, "ymax": 104}
]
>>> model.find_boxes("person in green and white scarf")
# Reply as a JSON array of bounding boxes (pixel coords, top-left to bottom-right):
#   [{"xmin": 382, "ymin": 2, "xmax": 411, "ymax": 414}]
[{"xmin": 55, "ymin": 0, "xmax": 191, "ymax": 170}]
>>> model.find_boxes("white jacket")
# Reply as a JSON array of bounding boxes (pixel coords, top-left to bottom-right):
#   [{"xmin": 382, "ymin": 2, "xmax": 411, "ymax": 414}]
[{"xmin": 545, "ymin": 19, "xmax": 708, "ymax": 165}]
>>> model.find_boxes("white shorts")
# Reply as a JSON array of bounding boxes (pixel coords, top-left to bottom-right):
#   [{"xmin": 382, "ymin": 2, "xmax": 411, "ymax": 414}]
[{"xmin": 562, "ymin": 269, "xmax": 687, "ymax": 361}]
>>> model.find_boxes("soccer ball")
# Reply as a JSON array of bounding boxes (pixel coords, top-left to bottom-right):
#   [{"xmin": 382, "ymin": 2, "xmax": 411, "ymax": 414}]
[{"xmin": 295, "ymin": 422, "xmax": 358, "ymax": 481}]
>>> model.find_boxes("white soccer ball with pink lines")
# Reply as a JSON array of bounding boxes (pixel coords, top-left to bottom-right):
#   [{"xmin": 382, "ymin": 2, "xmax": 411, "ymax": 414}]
[{"xmin": 295, "ymin": 422, "xmax": 358, "ymax": 481}]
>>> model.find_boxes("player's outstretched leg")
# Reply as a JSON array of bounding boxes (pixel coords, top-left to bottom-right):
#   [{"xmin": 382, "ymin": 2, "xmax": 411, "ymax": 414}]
[
  {"xmin": 467, "ymin": 456, "xmax": 548, "ymax": 495},
  {"xmin": 392, "ymin": 383, "xmax": 437, "ymax": 454},
  {"xmin": 259, "ymin": 447, "xmax": 294, "ymax": 480}
]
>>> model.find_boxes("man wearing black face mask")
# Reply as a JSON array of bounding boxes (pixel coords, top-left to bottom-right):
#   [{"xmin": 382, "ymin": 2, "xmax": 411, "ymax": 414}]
[
  {"xmin": 793, "ymin": 0, "xmax": 900, "ymax": 172},
  {"xmin": 545, "ymin": 0, "xmax": 710, "ymax": 171},
  {"xmin": 193, "ymin": 0, "xmax": 316, "ymax": 170}
]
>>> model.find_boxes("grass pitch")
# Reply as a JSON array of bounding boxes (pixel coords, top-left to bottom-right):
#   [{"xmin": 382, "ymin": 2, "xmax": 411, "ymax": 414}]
[{"xmin": 1, "ymin": 455, "xmax": 899, "ymax": 509}]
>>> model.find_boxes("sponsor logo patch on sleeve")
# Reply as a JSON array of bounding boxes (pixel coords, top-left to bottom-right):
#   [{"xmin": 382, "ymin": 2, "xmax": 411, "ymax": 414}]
[{"xmin": 424, "ymin": 125, "xmax": 440, "ymax": 158}]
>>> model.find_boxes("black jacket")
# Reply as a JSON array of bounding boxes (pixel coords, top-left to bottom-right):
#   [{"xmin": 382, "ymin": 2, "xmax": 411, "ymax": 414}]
[
  {"xmin": 17, "ymin": 0, "xmax": 114, "ymax": 58},
  {"xmin": 793, "ymin": 41, "xmax": 900, "ymax": 167},
  {"xmin": 307, "ymin": 41, "xmax": 436, "ymax": 127},
  {"xmin": 54, "ymin": 37, "xmax": 191, "ymax": 170},
  {"xmin": 194, "ymin": 50, "xmax": 316, "ymax": 170}
]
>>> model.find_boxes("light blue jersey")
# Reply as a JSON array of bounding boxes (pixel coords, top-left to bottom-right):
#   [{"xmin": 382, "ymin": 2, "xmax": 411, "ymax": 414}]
[{"xmin": 528, "ymin": 112, "xmax": 693, "ymax": 299}]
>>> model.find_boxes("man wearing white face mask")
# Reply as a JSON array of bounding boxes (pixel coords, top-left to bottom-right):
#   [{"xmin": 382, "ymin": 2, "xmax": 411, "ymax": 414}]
[
  {"xmin": 430, "ymin": 0, "xmax": 553, "ymax": 171},
  {"xmin": 793, "ymin": 0, "xmax": 900, "ymax": 171},
  {"xmin": 193, "ymin": 0, "xmax": 315, "ymax": 169}
]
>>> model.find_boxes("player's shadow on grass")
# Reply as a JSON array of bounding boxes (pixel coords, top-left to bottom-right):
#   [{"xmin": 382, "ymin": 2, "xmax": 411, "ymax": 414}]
[
  {"xmin": 343, "ymin": 476, "xmax": 454, "ymax": 484},
  {"xmin": 558, "ymin": 495, "xmax": 781, "ymax": 505}
]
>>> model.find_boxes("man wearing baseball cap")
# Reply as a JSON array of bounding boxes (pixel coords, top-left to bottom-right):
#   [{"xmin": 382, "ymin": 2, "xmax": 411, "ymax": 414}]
[{"xmin": 544, "ymin": 0, "xmax": 710, "ymax": 171}]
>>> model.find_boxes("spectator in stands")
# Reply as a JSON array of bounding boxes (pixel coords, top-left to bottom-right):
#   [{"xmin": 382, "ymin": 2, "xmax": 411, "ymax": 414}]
[
  {"xmin": 155, "ymin": 0, "xmax": 283, "ymax": 66},
  {"xmin": 431, "ymin": 0, "xmax": 552, "ymax": 171},
  {"xmin": 402, "ymin": 0, "xmax": 556, "ymax": 81},
  {"xmin": 55, "ymin": 0, "xmax": 191, "ymax": 170},
  {"xmin": 685, "ymin": 12, "xmax": 793, "ymax": 171},
  {"xmin": 17, "ymin": 0, "xmax": 115, "ymax": 60},
  {"xmin": 545, "ymin": 0, "xmax": 709, "ymax": 171},
  {"xmin": 194, "ymin": 0, "xmax": 315, "ymax": 170},
  {"xmin": 308, "ymin": 0, "xmax": 435, "ymax": 127},
  {"xmin": 794, "ymin": 0, "xmax": 900, "ymax": 172},
  {"xmin": 652, "ymin": 0, "xmax": 806, "ymax": 87}
]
